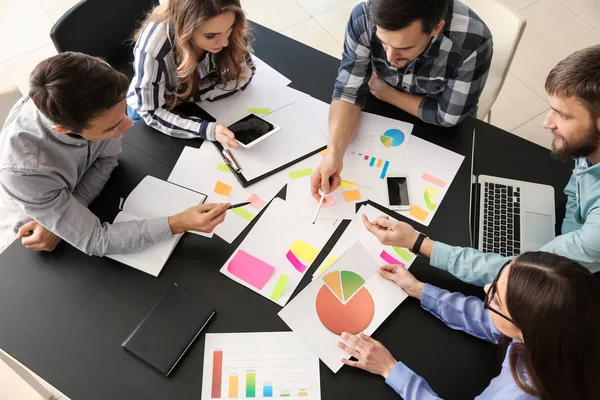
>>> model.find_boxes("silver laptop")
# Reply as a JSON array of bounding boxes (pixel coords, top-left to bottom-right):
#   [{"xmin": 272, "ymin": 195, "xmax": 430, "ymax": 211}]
[{"xmin": 469, "ymin": 131, "xmax": 556, "ymax": 257}]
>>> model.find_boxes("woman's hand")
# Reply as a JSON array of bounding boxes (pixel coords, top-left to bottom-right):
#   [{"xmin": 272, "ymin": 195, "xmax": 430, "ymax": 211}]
[
  {"xmin": 362, "ymin": 214, "xmax": 419, "ymax": 249},
  {"xmin": 215, "ymin": 124, "xmax": 240, "ymax": 148},
  {"xmin": 379, "ymin": 264, "xmax": 425, "ymax": 299},
  {"xmin": 338, "ymin": 332, "xmax": 398, "ymax": 378}
]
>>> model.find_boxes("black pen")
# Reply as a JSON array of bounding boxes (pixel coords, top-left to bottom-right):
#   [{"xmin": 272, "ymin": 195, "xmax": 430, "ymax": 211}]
[{"xmin": 228, "ymin": 202, "xmax": 251, "ymax": 210}]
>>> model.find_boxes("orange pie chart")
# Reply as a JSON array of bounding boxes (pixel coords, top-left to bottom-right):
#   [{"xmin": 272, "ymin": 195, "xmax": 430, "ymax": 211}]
[{"xmin": 315, "ymin": 270, "xmax": 375, "ymax": 335}]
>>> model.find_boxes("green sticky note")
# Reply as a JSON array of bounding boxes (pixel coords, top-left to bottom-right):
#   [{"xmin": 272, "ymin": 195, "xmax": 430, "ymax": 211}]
[
  {"xmin": 232, "ymin": 207, "xmax": 255, "ymax": 221},
  {"xmin": 247, "ymin": 107, "xmax": 271, "ymax": 114},
  {"xmin": 393, "ymin": 246, "xmax": 414, "ymax": 262},
  {"xmin": 270, "ymin": 274, "xmax": 290, "ymax": 301},
  {"xmin": 217, "ymin": 163, "xmax": 232, "ymax": 173},
  {"xmin": 288, "ymin": 168, "xmax": 314, "ymax": 179}
]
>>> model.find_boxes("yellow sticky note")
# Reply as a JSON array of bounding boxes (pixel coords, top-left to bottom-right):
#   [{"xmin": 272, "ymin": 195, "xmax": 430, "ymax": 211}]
[
  {"xmin": 214, "ymin": 180, "xmax": 232, "ymax": 196},
  {"xmin": 290, "ymin": 240, "xmax": 319, "ymax": 264},
  {"xmin": 316, "ymin": 255, "xmax": 337, "ymax": 276},
  {"xmin": 338, "ymin": 180, "xmax": 357, "ymax": 189},
  {"xmin": 409, "ymin": 205, "xmax": 429, "ymax": 222},
  {"xmin": 343, "ymin": 188, "xmax": 362, "ymax": 202}
]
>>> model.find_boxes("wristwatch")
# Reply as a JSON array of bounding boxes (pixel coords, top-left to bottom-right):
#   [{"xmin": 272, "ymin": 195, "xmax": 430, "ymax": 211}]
[{"xmin": 411, "ymin": 232, "xmax": 428, "ymax": 255}]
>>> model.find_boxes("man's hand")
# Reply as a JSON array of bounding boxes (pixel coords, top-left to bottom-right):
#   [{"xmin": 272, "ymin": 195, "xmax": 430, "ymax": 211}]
[
  {"xmin": 368, "ymin": 72, "xmax": 394, "ymax": 103},
  {"xmin": 215, "ymin": 124, "xmax": 240, "ymax": 148},
  {"xmin": 311, "ymin": 155, "xmax": 343, "ymax": 201},
  {"xmin": 169, "ymin": 203, "xmax": 230, "ymax": 234},
  {"xmin": 338, "ymin": 332, "xmax": 398, "ymax": 378},
  {"xmin": 16, "ymin": 220, "xmax": 62, "ymax": 251}
]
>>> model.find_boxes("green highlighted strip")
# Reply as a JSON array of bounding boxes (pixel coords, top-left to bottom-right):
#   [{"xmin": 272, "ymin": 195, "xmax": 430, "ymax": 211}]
[
  {"xmin": 247, "ymin": 107, "xmax": 271, "ymax": 114},
  {"xmin": 424, "ymin": 191, "xmax": 437, "ymax": 211},
  {"xmin": 270, "ymin": 274, "xmax": 290, "ymax": 301},
  {"xmin": 289, "ymin": 168, "xmax": 314, "ymax": 179},
  {"xmin": 393, "ymin": 247, "xmax": 414, "ymax": 262},
  {"xmin": 217, "ymin": 163, "xmax": 232, "ymax": 173},
  {"xmin": 232, "ymin": 207, "xmax": 255, "ymax": 221}
]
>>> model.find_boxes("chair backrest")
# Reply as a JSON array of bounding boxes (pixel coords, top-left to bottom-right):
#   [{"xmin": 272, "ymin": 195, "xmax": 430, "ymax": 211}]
[
  {"xmin": 461, "ymin": 0, "xmax": 526, "ymax": 120},
  {"xmin": 0, "ymin": 87, "xmax": 22, "ymax": 130},
  {"xmin": 49, "ymin": 0, "xmax": 159, "ymax": 78}
]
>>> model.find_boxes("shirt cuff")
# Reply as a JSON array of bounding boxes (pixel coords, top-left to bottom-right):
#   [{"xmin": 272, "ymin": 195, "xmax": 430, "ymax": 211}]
[
  {"xmin": 145, "ymin": 217, "xmax": 174, "ymax": 244},
  {"xmin": 385, "ymin": 361, "xmax": 416, "ymax": 395},
  {"xmin": 206, "ymin": 122, "xmax": 217, "ymax": 142},
  {"xmin": 430, "ymin": 241, "xmax": 452, "ymax": 270},
  {"xmin": 420, "ymin": 283, "xmax": 443, "ymax": 312}
]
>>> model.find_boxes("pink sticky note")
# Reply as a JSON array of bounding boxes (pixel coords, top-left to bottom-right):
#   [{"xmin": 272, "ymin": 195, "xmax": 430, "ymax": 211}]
[
  {"xmin": 421, "ymin": 173, "xmax": 447, "ymax": 188},
  {"xmin": 247, "ymin": 193, "xmax": 266, "ymax": 210},
  {"xmin": 227, "ymin": 250, "xmax": 275, "ymax": 289},
  {"xmin": 286, "ymin": 250, "xmax": 307, "ymax": 273},
  {"xmin": 380, "ymin": 250, "xmax": 405, "ymax": 266},
  {"xmin": 322, "ymin": 195, "xmax": 336, "ymax": 208}
]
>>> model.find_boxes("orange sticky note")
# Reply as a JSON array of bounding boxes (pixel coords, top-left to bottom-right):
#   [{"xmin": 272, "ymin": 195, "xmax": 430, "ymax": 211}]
[
  {"xmin": 214, "ymin": 180, "xmax": 232, "ymax": 196},
  {"xmin": 409, "ymin": 205, "xmax": 429, "ymax": 222},
  {"xmin": 343, "ymin": 189, "xmax": 362, "ymax": 202}
]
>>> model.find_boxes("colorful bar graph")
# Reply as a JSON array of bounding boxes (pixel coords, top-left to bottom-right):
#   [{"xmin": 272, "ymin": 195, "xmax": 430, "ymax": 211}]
[
  {"xmin": 212, "ymin": 351, "xmax": 223, "ymax": 398},
  {"xmin": 263, "ymin": 384, "xmax": 273, "ymax": 397},
  {"xmin": 229, "ymin": 375, "xmax": 239, "ymax": 398},
  {"xmin": 298, "ymin": 391, "xmax": 308, "ymax": 397},
  {"xmin": 246, "ymin": 372, "xmax": 256, "ymax": 397}
]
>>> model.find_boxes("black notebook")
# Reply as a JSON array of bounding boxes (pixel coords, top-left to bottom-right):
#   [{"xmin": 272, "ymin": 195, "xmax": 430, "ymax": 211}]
[{"xmin": 122, "ymin": 284, "xmax": 215, "ymax": 376}]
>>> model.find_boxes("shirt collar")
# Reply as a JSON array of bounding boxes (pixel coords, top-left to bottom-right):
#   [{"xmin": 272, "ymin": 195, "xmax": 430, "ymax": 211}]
[{"xmin": 35, "ymin": 105, "xmax": 89, "ymax": 147}]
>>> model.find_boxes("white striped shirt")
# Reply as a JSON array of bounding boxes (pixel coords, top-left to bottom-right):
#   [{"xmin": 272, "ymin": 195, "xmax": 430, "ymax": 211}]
[{"xmin": 127, "ymin": 22, "xmax": 254, "ymax": 140}]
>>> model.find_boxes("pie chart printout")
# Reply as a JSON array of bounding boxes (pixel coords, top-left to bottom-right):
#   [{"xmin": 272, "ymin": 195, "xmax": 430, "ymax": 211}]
[
  {"xmin": 380, "ymin": 129, "xmax": 405, "ymax": 148},
  {"xmin": 315, "ymin": 271, "xmax": 375, "ymax": 335}
]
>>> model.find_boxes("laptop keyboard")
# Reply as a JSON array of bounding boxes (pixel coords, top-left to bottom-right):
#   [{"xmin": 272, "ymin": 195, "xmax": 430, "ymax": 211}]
[{"xmin": 482, "ymin": 183, "xmax": 521, "ymax": 256}]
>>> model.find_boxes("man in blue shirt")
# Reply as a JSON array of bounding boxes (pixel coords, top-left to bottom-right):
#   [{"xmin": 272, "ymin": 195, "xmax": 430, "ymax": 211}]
[{"xmin": 363, "ymin": 44, "xmax": 600, "ymax": 286}]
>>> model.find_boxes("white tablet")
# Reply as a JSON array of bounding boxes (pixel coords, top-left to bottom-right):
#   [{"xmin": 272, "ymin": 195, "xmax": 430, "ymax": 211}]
[{"xmin": 228, "ymin": 114, "xmax": 281, "ymax": 148}]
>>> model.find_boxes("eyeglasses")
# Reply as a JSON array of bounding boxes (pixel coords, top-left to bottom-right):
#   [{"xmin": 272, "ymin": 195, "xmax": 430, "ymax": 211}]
[{"xmin": 484, "ymin": 260, "xmax": 515, "ymax": 324}]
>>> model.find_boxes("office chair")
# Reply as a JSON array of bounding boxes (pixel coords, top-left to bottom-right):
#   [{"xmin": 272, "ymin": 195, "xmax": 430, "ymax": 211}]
[
  {"xmin": 49, "ymin": 0, "xmax": 159, "ymax": 79},
  {"xmin": 462, "ymin": 0, "xmax": 527, "ymax": 123}
]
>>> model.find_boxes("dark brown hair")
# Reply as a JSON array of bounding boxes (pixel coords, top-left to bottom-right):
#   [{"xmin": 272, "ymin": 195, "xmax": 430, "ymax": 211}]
[
  {"xmin": 545, "ymin": 45, "xmax": 600, "ymax": 121},
  {"xmin": 504, "ymin": 252, "xmax": 600, "ymax": 399},
  {"xmin": 369, "ymin": 0, "xmax": 449, "ymax": 34},
  {"xmin": 29, "ymin": 52, "xmax": 129, "ymax": 132},
  {"xmin": 135, "ymin": 0, "xmax": 252, "ymax": 103}
]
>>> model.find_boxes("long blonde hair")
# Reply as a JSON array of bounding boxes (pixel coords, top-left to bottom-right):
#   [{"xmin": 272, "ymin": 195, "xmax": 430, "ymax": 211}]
[{"xmin": 136, "ymin": 0, "xmax": 252, "ymax": 102}]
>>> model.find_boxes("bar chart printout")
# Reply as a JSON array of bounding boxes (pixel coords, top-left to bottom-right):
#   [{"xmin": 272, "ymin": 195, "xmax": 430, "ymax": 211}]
[{"xmin": 202, "ymin": 332, "xmax": 321, "ymax": 400}]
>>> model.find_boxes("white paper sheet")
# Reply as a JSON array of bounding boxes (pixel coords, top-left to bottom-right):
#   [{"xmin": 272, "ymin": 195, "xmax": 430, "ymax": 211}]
[
  {"xmin": 199, "ymin": 85, "xmax": 298, "ymax": 126},
  {"xmin": 396, "ymin": 136, "xmax": 465, "ymax": 226},
  {"xmin": 201, "ymin": 332, "xmax": 321, "ymax": 400},
  {"xmin": 279, "ymin": 241, "xmax": 411, "ymax": 372},
  {"xmin": 340, "ymin": 112, "xmax": 414, "ymax": 191},
  {"xmin": 167, "ymin": 144, "xmax": 288, "ymax": 243},
  {"xmin": 228, "ymin": 102, "xmax": 328, "ymax": 181},
  {"xmin": 220, "ymin": 198, "xmax": 338, "ymax": 306},
  {"xmin": 250, "ymin": 54, "xmax": 292, "ymax": 89},
  {"xmin": 312, "ymin": 204, "xmax": 417, "ymax": 278}
]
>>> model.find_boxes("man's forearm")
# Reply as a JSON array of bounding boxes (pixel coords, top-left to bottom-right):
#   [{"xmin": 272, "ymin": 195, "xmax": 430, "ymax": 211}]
[
  {"xmin": 327, "ymin": 100, "xmax": 362, "ymax": 161},
  {"xmin": 386, "ymin": 90, "xmax": 424, "ymax": 118}
]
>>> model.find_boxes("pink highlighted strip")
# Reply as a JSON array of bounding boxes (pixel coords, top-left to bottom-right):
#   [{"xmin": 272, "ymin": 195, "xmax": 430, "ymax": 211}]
[
  {"xmin": 380, "ymin": 250, "xmax": 405, "ymax": 266},
  {"xmin": 421, "ymin": 173, "xmax": 447, "ymax": 188},
  {"xmin": 286, "ymin": 250, "xmax": 308, "ymax": 272}
]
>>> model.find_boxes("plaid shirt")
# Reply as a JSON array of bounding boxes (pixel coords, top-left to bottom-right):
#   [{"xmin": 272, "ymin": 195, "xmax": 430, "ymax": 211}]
[{"xmin": 333, "ymin": 0, "xmax": 493, "ymax": 127}]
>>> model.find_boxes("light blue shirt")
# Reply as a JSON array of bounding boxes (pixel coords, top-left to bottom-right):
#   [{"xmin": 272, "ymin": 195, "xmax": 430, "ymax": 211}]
[
  {"xmin": 385, "ymin": 284, "xmax": 535, "ymax": 399},
  {"xmin": 430, "ymin": 157, "xmax": 600, "ymax": 286}
]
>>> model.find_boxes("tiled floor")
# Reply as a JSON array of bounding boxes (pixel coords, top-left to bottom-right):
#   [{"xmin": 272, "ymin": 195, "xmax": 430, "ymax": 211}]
[{"xmin": 0, "ymin": 0, "xmax": 598, "ymax": 392}]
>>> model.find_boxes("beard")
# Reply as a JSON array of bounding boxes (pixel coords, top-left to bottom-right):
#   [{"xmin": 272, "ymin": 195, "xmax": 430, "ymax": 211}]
[{"xmin": 551, "ymin": 122, "xmax": 600, "ymax": 161}]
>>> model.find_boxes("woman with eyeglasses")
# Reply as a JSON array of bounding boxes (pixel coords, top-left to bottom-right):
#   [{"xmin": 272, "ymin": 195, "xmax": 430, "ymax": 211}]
[{"xmin": 335, "ymin": 215, "xmax": 600, "ymax": 399}]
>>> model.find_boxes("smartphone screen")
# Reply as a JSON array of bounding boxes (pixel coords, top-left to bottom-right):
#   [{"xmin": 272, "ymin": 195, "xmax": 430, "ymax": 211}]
[
  {"xmin": 387, "ymin": 177, "xmax": 410, "ymax": 206},
  {"xmin": 228, "ymin": 114, "xmax": 276, "ymax": 145}
]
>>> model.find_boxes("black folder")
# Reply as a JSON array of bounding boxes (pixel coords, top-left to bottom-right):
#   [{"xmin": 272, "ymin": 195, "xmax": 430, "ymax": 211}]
[{"xmin": 122, "ymin": 283, "xmax": 215, "ymax": 376}]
